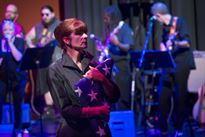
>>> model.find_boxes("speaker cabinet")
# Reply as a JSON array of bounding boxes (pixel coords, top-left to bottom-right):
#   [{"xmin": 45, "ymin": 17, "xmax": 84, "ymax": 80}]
[
  {"xmin": 1, "ymin": 104, "xmax": 30, "ymax": 124},
  {"xmin": 188, "ymin": 51, "xmax": 205, "ymax": 92},
  {"xmin": 109, "ymin": 111, "xmax": 136, "ymax": 137},
  {"xmin": 0, "ymin": 124, "xmax": 14, "ymax": 137}
]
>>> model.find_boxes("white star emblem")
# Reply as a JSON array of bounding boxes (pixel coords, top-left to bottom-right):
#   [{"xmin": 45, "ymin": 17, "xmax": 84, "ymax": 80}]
[
  {"xmin": 88, "ymin": 90, "xmax": 98, "ymax": 102},
  {"xmin": 96, "ymin": 126, "xmax": 106, "ymax": 137},
  {"xmin": 74, "ymin": 87, "xmax": 82, "ymax": 97},
  {"xmin": 102, "ymin": 64, "xmax": 111, "ymax": 76}
]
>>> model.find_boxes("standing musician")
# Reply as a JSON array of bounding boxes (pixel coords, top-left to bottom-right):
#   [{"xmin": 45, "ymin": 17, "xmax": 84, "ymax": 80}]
[
  {"xmin": 102, "ymin": 5, "xmax": 134, "ymax": 110},
  {"xmin": 0, "ymin": 3, "xmax": 24, "ymax": 38},
  {"xmin": 47, "ymin": 18, "xmax": 120, "ymax": 137},
  {"xmin": 26, "ymin": 5, "xmax": 60, "ymax": 48},
  {"xmin": 151, "ymin": 2, "xmax": 195, "ymax": 136},
  {"xmin": 25, "ymin": 5, "xmax": 62, "ymax": 117},
  {"xmin": 0, "ymin": 20, "xmax": 26, "ymax": 136}
]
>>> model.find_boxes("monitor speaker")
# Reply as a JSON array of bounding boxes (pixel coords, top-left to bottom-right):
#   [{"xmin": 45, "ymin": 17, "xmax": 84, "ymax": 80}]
[
  {"xmin": 109, "ymin": 111, "xmax": 136, "ymax": 137},
  {"xmin": 188, "ymin": 51, "xmax": 205, "ymax": 92},
  {"xmin": 0, "ymin": 124, "xmax": 14, "ymax": 137}
]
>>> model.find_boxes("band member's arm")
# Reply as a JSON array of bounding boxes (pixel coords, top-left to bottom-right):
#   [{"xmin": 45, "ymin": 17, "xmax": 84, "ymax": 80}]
[
  {"xmin": 174, "ymin": 40, "xmax": 190, "ymax": 48},
  {"xmin": 25, "ymin": 26, "xmax": 36, "ymax": 48},
  {"xmin": 110, "ymin": 26, "xmax": 134, "ymax": 52},
  {"xmin": 160, "ymin": 43, "xmax": 167, "ymax": 51},
  {"xmin": 161, "ymin": 17, "xmax": 191, "ymax": 51},
  {"xmin": 8, "ymin": 37, "xmax": 24, "ymax": 61},
  {"xmin": 111, "ymin": 35, "xmax": 130, "ymax": 52},
  {"xmin": 160, "ymin": 39, "xmax": 190, "ymax": 51},
  {"xmin": 161, "ymin": 38, "xmax": 190, "ymax": 51},
  {"xmin": 175, "ymin": 17, "xmax": 191, "ymax": 48}
]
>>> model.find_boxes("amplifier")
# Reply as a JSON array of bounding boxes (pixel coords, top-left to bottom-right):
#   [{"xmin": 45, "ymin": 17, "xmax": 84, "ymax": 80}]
[
  {"xmin": 188, "ymin": 51, "xmax": 205, "ymax": 92},
  {"xmin": 1, "ymin": 104, "xmax": 30, "ymax": 124},
  {"xmin": 0, "ymin": 124, "xmax": 14, "ymax": 137},
  {"xmin": 109, "ymin": 111, "xmax": 136, "ymax": 137}
]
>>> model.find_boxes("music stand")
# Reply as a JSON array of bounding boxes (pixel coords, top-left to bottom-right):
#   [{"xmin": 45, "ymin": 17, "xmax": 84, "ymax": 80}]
[
  {"xmin": 130, "ymin": 50, "xmax": 176, "ymax": 70},
  {"xmin": 19, "ymin": 46, "xmax": 55, "ymax": 137},
  {"xmin": 20, "ymin": 46, "xmax": 55, "ymax": 71},
  {"xmin": 130, "ymin": 50, "xmax": 176, "ymax": 133}
]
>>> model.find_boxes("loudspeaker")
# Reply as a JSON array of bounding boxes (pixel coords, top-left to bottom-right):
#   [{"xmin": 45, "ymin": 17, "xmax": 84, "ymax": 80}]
[
  {"xmin": 188, "ymin": 51, "xmax": 205, "ymax": 92},
  {"xmin": 1, "ymin": 105, "xmax": 14, "ymax": 124},
  {"xmin": 0, "ymin": 124, "xmax": 14, "ymax": 137},
  {"xmin": 1, "ymin": 104, "xmax": 30, "ymax": 124},
  {"xmin": 109, "ymin": 111, "xmax": 136, "ymax": 137},
  {"xmin": 21, "ymin": 103, "xmax": 30, "ymax": 124}
]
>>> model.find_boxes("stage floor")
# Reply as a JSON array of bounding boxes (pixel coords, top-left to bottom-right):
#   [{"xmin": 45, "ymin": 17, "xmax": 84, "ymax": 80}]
[{"xmin": 27, "ymin": 117, "xmax": 205, "ymax": 137}]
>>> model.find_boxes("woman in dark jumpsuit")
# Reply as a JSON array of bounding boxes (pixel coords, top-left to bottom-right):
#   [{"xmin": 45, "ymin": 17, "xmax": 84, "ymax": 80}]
[{"xmin": 47, "ymin": 18, "xmax": 120, "ymax": 137}]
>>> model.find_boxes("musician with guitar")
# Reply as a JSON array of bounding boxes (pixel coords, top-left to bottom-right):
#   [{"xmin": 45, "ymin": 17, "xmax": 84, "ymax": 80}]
[
  {"xmin": 25, "ymin": 5, "xmax": 61, "ymax": 118},
  {"xmin": 0, "ymin": 4, "xmax": 24, "ymax": 38},
  {"xmin": 151, "ymin": 2, "xmax": 196, "ymax": 136},
  {"xmin": 102, "ymin": 5, "xmax": 134, "ymax": 111}
]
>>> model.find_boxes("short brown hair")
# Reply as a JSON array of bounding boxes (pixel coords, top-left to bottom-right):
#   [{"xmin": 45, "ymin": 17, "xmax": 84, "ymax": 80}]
[
  {"xmin": 151, "ymin": 2, "xmax": 169, "ymax": 15},
  {"xmin": 41, "ymin": 5, "xmax": 54, "ymax": 13},
  {"xmin": 54, "ymin": 18, "xmax": 87, "ymax": 50}
]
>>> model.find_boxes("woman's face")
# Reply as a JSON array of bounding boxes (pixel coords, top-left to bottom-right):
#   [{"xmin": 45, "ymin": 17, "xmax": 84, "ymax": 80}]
[
  {"xmin": 41, "ymin": 8, "xmax": 54, "ymax": 24},
  {"xmin": 103, "ymin": 14, "xmax": 111, "ymax": 25},
  {"xmin": 2, "ymin": 24, "xmax": 15, "ymax": 39},
  {"xmin": 70, "ymin": 31, "xmax": 88, "ymax": 50}
]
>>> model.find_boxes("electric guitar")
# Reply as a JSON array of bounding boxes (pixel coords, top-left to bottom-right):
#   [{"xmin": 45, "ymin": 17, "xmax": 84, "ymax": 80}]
[
  {"xmin": 98, "ymin": 21, "xmax": 124, "ymax": 63},
  {"xmin": 161, "ymin": 32, "xmax": 178, "ymax": 51},
  {"xmin": 192, "ymin": 84, "xmax": 205, "ymax": 124},
  {"xmin": 162, "ymin": 17, "xmax": 178, "ymax": 51}
]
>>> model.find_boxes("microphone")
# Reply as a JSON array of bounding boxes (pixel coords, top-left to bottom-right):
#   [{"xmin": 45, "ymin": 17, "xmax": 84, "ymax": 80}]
[
  {"xmin": 89, "ymin": 34, "xmax": 98, "ymax": 41},
  {"xmin": 115, "ymin": 21, "xmax": 124, "ymax": 31},
  {"xmin": 112, "ymin": 21, "xmax": 124, "ymax": 35},
  {"xmin": 117, "ymin": 21, "xmax": 124, "ymax": 29},
  {"xmin": 90, "ymin": 34, "xmax": 102, "ymax": 42},
  {"xmin": 89, "ymin": 34, "xmax": 103, "ymax": 49},
  {"xmin": 149, "ymin": 16, "xmax": 156, "ymax": 21},
  {"xmin": 89, "ymin": 34, "xmax": 102, "ymax": 43},
  {"xmin": 4, "ymin": 33, "xmax": 12, "ymax": 40}
]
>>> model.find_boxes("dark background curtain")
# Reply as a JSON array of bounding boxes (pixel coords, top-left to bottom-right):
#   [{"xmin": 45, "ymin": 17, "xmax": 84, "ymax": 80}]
[{"xmin": 60, "ymin": 0, "xmax": 204, "ymax": 56}]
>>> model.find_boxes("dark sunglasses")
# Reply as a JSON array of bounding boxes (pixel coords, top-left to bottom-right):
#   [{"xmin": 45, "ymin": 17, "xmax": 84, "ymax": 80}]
[{"xmin": 41, "ymin": 13, "xmax": 49, "ymax": 17}]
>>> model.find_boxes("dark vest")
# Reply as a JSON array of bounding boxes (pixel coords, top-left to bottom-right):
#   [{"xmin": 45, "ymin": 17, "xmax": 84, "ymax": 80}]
[{"xmin": 34, "ymin": 18, "xmax": 60, "ymax": 46}]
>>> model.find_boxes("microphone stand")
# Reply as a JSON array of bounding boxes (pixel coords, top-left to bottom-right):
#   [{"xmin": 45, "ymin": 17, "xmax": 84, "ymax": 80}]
[
  {"xmin": 138, "ymin": 19, "xmax": 154, "ymax": 68},
  {"xmin": 131, "ymin": 19, "xmax": 155, "ymax": 111},
  {"xmin": 137, "ymin": 19, "xmax": 155, "ymax": 135}
]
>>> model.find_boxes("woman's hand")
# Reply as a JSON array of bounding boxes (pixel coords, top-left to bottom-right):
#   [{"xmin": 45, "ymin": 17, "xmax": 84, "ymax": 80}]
[
  {"xmin": 83, "ymin": 66, "xmax": 105, "ymax": 82},
  {"xmin": 81, "ymin": 104, "xmax": 110, "ymax": 118},
  {"xmin": 5, "ymin": 34, "xmax": 15, "ymax": 46}
]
